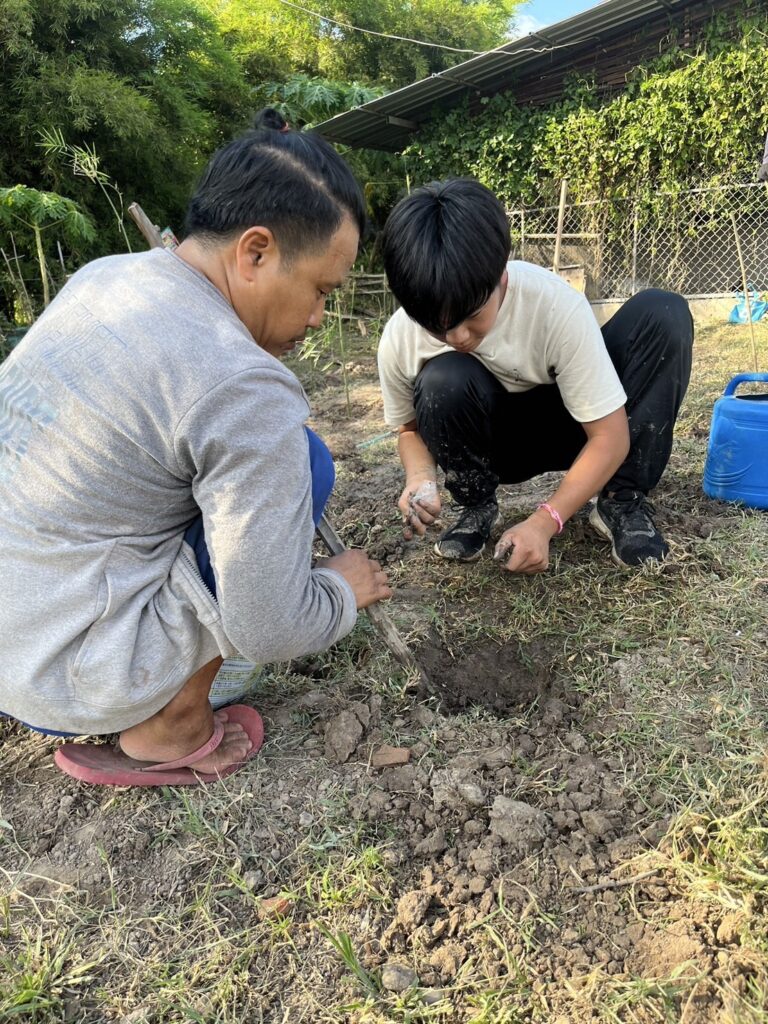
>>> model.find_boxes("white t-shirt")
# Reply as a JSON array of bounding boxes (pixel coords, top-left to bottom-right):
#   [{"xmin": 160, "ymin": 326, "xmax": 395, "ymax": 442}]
[{"xmin": 378, "ymin": 261, "xmax": 627, "ymax": 427}]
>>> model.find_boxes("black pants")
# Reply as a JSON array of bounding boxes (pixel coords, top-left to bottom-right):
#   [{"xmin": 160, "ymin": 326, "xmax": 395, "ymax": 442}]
[{"xmin": 413, "ymin": 289, "xmax": 694, "ymax": 506}]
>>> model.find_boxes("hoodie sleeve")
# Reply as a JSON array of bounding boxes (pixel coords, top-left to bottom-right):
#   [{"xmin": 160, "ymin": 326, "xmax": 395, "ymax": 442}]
[{"xmin": 173, "ymin": 365, "xmax": 357, "ymax": 663}]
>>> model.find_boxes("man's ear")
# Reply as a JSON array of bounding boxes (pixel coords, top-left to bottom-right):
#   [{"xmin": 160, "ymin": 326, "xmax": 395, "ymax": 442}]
[{"xmin": 236, "ymin": 226, "xmax": 279, "ymax": 282}]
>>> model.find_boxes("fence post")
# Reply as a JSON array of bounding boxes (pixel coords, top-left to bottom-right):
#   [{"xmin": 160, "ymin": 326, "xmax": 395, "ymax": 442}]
[
  {"xmin": 521, "ymin": 207, "xmax": 526, "ymax": 263},
  {"xmin": 553, "ymin": 179, "xmax": 569, "ymax": 274},
  {"xmin": 631, "ymin": 207, "xmax": 639, "ymax": 295}
]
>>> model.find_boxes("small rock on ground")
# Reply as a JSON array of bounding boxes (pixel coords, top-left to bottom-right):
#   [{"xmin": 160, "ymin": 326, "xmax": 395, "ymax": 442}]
[
  {"xmin": 381, "ymin": 963, "xmax": 419, "ymax": 992},
  {"xmin": 324, "ymin": 710, "xmax": 364, "ymax": 763}
]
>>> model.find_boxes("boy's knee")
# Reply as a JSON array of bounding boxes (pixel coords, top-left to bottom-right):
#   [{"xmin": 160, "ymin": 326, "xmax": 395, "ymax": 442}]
[
  {"xmin": 640, "ymin": 290, "xmax": 692, "ymax": 331},
  {"xmin": 415, "ymin": 352, "xmax": 488, "ymax": 408},
  {"xmin": 631, "ymin": 289, "xmax": 693, "ymax": 355}
]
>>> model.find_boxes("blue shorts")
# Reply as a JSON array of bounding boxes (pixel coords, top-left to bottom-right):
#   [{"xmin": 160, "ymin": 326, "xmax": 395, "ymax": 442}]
[{"xmin": 4, "ymin": 427, "xmax": 335, "ymax": 737}]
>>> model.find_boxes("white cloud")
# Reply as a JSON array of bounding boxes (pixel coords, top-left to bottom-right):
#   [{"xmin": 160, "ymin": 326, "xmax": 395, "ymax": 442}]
[{"xmin": 509, "ymin": 13, "xmax": 547, "ymax": 38}]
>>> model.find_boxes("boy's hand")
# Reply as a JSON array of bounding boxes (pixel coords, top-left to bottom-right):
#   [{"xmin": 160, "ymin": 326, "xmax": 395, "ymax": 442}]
[
  {"xmin": 398, "ymin": 478, "xmax": 440, "ymax": 539},
  {"xmin": 493, "ymin": 510, "xmax": 558, "ymax": 574}
]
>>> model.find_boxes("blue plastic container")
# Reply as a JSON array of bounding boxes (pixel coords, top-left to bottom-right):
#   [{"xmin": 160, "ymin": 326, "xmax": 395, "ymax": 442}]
[{"xmin": 703, "ymin": 372, "xmax": 768, "ymax": 510}]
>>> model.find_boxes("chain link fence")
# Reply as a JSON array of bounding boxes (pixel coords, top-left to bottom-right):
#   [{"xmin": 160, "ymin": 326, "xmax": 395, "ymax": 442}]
[{"xmin": 508, "ymin": 182, "xmax": 768, "ymax": 301}]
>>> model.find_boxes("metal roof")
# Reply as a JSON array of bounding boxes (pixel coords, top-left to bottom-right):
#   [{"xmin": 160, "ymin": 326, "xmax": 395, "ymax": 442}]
[{"xmin": 314, "ymin": 0, "xmax": 700, "ymax": 152}]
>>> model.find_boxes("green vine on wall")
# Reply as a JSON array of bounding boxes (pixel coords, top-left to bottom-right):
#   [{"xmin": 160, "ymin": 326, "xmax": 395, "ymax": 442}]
[{"xmin": 407, "ymin": 7, "xmax": 768, "ymax": 212}]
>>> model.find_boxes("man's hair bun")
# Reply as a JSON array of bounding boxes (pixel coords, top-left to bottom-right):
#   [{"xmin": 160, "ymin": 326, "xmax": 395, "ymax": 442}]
[{"xmin": 254, "ymin": 108, "xmax": 290, "ymax": 132}]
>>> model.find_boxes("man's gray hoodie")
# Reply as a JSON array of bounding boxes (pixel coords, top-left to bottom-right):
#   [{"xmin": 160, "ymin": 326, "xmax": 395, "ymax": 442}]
[{"xmin": 0, "ymin": 249, "xmax": 357, "ymax": 734}]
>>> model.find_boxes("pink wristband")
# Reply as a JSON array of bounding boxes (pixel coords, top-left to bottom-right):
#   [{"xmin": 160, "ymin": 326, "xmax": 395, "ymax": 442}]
[{"xmin": 537, "ymin": 502, "xmax": 564, "ymax": 535}]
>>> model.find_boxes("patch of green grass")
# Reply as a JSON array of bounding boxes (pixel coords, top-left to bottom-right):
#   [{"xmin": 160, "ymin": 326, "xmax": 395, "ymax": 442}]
[{"xmin": 0, "ymin": 921, "xmax": 104, "ymax": 1021}]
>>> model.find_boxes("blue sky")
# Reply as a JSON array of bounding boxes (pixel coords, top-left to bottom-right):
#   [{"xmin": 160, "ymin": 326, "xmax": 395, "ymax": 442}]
[{"xmin": 513, "ymin": 0, "xmax": 601, "ymax": 36}]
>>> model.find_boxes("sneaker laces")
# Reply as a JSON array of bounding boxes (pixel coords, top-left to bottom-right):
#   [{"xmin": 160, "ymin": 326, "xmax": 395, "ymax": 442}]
[
  {"xmin": 609, "ymin": 490, "xmax": 659, "ymax": 534},
  {"xmin": 452, "ymin": 501, "xmax": 497, "ymax": 531}
]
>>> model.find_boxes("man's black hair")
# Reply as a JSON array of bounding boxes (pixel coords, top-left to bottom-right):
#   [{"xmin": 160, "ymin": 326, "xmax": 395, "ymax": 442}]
[
  {"xmin": 381, "ymin": 178, "xmax": 510, "ymax": 334},
  {"xmin": 185, "ymin": 112, "xmax": 365, "ymax": 262},
  {"xmin": 253, "ymin": 107, "xmax": 289, "ymax": 132}
]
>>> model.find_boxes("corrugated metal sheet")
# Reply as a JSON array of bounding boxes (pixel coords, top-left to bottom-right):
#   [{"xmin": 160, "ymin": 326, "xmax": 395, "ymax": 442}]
[{"xmin": 313, "ymin": 0, "xmax": 706, "ymax": 151}]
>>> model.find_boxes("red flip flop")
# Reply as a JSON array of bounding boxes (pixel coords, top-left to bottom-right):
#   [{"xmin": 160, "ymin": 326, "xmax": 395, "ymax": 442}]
[{"xmin": 53, "ymin": 705, "xmax": 264, "ymax": 786}]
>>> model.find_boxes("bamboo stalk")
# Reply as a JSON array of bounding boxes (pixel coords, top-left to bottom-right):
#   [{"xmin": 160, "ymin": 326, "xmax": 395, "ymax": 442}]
[
  {"xmin": 730, "ymin": 212, "xmax": 759, "ymax": 373},
  {"xmin": 4, "ymin": 236, "xmax": 34, "ymax": 322}
]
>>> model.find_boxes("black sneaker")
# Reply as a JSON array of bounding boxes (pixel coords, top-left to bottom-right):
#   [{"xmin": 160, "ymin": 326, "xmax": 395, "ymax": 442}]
[
  {"xmin": 589, "ymin": 489, "xmax": 669, "ymax": 568},
  {"xmin": 434, "ymin": 498, "xmax": 499, "ymax": 562}
]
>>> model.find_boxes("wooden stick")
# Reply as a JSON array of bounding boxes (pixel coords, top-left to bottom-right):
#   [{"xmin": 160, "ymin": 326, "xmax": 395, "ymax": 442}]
[
  {"xmin": 730, "ymin": 212, "xmax": 759, "ymax": 373},
  {"xmin": 127, "ymin": 203, "xmax": 164, "ymax": 249},
  {"xmin": 315, "ymin": 514, "xmax": 436, "ymax": 696},
  {"xmin": 570, "ymin": 870, "xmax": 661, "ymax": 895}
]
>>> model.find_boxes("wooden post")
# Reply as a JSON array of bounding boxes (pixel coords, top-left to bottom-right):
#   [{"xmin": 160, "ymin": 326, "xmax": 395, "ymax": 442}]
[
  {"xmin": 520, "ymin": 207, "xmax": 526, "ymax": 263},
  {"xmin": 553, "ymin": 179, "xmax": 568, "ymax": 274},
  {"xmin": 730, "ymin": 212, "xmax": 759, "ymax": 373},
  {"xmin": 127, "ymin": 203, "xmax": 164, "ymax": 249}
]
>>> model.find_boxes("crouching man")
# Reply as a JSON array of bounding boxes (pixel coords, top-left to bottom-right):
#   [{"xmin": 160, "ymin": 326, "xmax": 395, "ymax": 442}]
[
  {"xmin": 378, "ymin": 178, "xmax": 693, "ymax": 571},
  {"xmin": 0, "ymin": 119, "xmax": 390, "ymax": 784}
]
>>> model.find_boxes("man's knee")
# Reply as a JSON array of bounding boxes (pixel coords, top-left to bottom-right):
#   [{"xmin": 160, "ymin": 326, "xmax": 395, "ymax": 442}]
[{"xmin": 305, "ymin": 427, "xmax": 334, "ymax": 525}]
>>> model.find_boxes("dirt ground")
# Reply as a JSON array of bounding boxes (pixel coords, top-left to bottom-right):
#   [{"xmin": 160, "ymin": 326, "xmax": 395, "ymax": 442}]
[{"xmin": 1, "ymin": 319, "xmax": 767, "ymax": 1023}]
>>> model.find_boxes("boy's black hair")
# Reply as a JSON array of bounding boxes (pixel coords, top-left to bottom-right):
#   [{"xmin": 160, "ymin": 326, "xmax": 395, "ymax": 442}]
[
  {"xmin": 185, "ymin": 110, "xmax": 365, "ymax": 262},
  {"xmin": 381, "ymin": 178, "xmax": 510, "ymax": 334}
]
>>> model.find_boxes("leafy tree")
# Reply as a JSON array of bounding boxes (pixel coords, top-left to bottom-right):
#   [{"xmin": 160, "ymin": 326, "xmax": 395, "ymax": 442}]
[
  {"xmin": 218, "ymin": 0, "xmax": 522, "ymax": 91},
  {"xmin": 0, "ymin": 0, "xmax": 252, "ymax": 259},
  {"xmin": 258, "ymin": 73, "xmax": 381, "ymax": 127}
]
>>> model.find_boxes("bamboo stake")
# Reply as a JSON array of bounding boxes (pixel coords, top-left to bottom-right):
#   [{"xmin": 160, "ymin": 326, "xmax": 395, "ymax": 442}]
[
  {"xmin": 730, "ymin": 212, "xmax": 759, "ymax": 374},
  {"xmin": 1, "ymin": 247, "xmax": 24, "ymax": 306}
]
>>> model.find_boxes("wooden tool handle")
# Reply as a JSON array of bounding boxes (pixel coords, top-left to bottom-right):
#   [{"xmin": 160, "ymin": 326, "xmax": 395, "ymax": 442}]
[
  {"xmin": 127, "ymin": 203, "xmax": 164, "ymax": 249},
  {"xmin": 316, "ymin": 514, "xmax": 433, "ymax": 691}
]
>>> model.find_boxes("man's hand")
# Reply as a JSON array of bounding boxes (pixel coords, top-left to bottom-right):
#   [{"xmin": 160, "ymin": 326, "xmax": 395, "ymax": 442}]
[
  {"xmin": 397, "ymin": 478, "xmax": 441, "ymax": 539},
  {"xmin": 493, "ymin": 510, "xmax": 558, "ymax": 574},
  {"xmin": 324, "ymin": 549, "xmax": 392, "ymax": 609}
]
